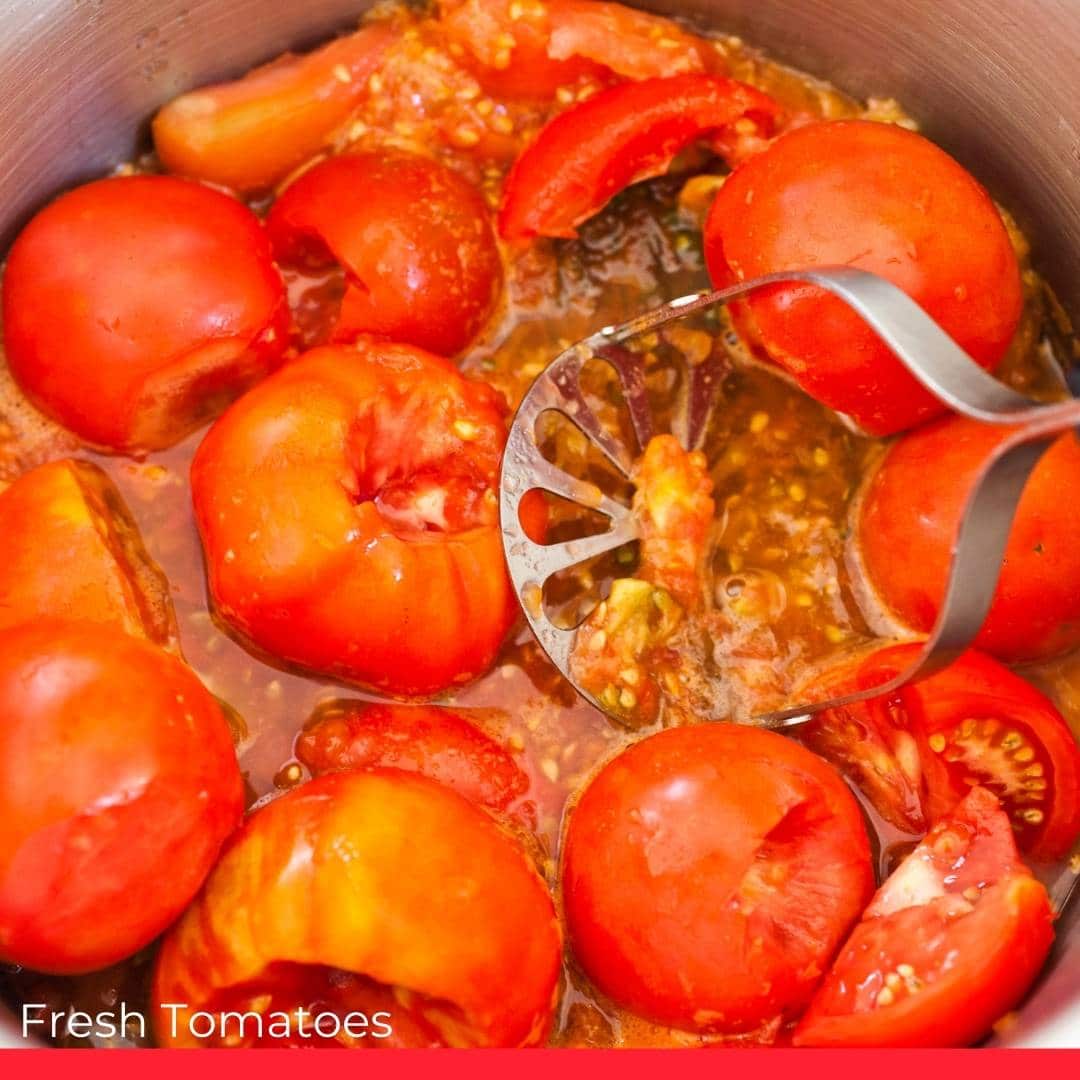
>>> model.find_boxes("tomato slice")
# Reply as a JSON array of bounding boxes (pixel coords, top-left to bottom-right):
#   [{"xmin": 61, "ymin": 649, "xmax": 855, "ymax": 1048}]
[
  {"xmin": 562, "ymin": 724, "xmax": 874, "ymax": 1034},
  {"xmin": 498, "ymin": 74, "xmax": 778, "ymax": 241},
  {"xmin": 295, "ymin": 701, "xmax": 534, "ymax": 825},
  {"xmin": 267, "ymin": 151, "xmax": 502, "ymax": 356},
  {"xmin": 439, "ymin": 0, "xmax": 716, "ymax": 100},
  {"xmin": 153, "ymin": 23, "xmax": 394, "ymax": 193},
  {"xmin": 795, "ymin": 786, "xmax": 1055, "ymax": 1047},
  {"xmin": 799, "ymin": 644, "xmax": 1080, "ymax": 860}
]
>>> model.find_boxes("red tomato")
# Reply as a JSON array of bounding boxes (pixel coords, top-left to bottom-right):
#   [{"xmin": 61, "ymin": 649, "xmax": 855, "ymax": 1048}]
[
  {"xmin": 0, "ymin": 620, "xmax": 242, "ymax": 974},
  {"xmin": 267, "ymin": 151, "xmax": 502, "ymax": 357},
  {"xmin": 860, "ymin": 419, "xmax": 1080, "ymax": 661},
  {"xmin": 800, "ymin": 644, "xmax": 1080, "ymax": 861},
  {"xmin": 295, "ymin": 701, "xmax": 534, "ymax": 823},
  {"xmin": 439, "ymin": 0, "xmax": 715, "ymax": 100},
  {"xmin": 153, "ymin": 770, "xmax": 562, "ymax": 1047},
  {"xmin": 704, "ymin": 120, "xmax": 1023, "ymax": 435},
  {"xmin": 153, "ymin": 23, "xmax": 394, "ymax": 193},
  {"xmin": 795, "ymin": 786, "xmax": 1054, "ymax": 1047},
  {"xmin": 499, "ymin": 74, "xmax": 778, "ymax": 242},
  {"xmin": 562, "ymin": 724, "xmax": 874, "ymax": 1033},
  {"xmin": 3, "ymin": 175, "xmax": 288, "ymax": 452},
  {"xmin": 191, "ymin": 342, "xmax": 540, "ymax": 695},
  {"xmin": 0, "ymin": 459, "xmax": 175, "ymax": 644}
]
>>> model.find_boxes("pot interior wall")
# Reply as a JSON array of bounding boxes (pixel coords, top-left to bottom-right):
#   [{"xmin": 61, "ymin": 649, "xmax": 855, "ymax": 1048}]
[{"xmin": 0, "ymin": 0, "xmax": 1078, "ymax": 1049}]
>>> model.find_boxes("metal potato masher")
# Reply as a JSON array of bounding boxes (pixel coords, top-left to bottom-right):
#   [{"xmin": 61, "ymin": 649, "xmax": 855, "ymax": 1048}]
[{"xmin": 499, "ymin": 267, "xmax": 1080, "ymax": 729}]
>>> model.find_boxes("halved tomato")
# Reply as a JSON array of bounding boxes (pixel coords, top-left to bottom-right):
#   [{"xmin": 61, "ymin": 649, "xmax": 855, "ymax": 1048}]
[
  {"xmin": 799, "ymin": 644, "xmax": 1080, "ymax": 861},
  {"xmin": 153, "ymin": 770, "xmax": 561, "ymax": 1047},
  {"xmin": 499, "ymin": 74, "xmax": 778, "ymax": 241},
  {"xmin": 562, "ymin": 724, "xmax": 874, "ymax": 1033},
  {"xmin": 295, "ymin": 700, "xmax": 534, "ymax": 824},
  {"xmin": 267, "ymin": 151, "xmax": 502, "ymax": 357},
  {"xmin": 0, "ymin": 459, "xmax": 175, "ymax": 645},
  {"xmin": 795, "ymin": 786, "xmax": 1055, "ymax": 1047}
]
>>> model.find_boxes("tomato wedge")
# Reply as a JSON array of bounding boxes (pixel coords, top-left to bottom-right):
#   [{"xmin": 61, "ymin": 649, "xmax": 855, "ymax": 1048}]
[
  {"xmin": 153, "ymin": 23, "xmax": 394, "ymax": 193},
  {"xmin": 439, "ymin": 0, "xmax": 715, "ymax": 100},
  {"xmin": 498, "ymin": 74, "xmax": 778, "ymax": 241},
  {"xmin": 795, "ymin": 786, "xmax": 1055, "ymax": 1047},
  {"xmin": 562, "ymin": 724, "xmax": 873, "ymax": 1033},
  {"xmin": 799, "ymin": 644, "xmax": 1080, "ymax": 860}
]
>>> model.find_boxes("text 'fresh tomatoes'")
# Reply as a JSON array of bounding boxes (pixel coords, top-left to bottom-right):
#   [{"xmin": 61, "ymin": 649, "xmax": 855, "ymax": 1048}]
[
  {"xmin": 499, "ymin": 74, "xmax": 778, "ymax": 241},
  {"xmin": 191, "ymin": 341, "xmax": 538, "ymax": 695},
  {"xmin": 704, "ymin": 120, "xmax": 1023, "ymax": 435},
  {"xmin": 2, "ymin": 175, "xmax": 288, "ymax": 452},
  {"xmin": 0, "ymin": 620, "xmax": 243, "ymax": 974},
  {"xmin": 795, "ymin": 786, "xmax": 1054, "ymax": 1047},
  {"xmin": 153, "ymin": 770, "xmax": 561, "ymax": 1047},
  {"xmin": 800, "ymin": 644, "xmax": 1080, "ymax": 860},
  {"xmin": 152, "ymin": 23, "xmax": 394, "ymax": 193},
  {"xmin": 267, "ymin": 151, "xmax": 502, "ymax": 357},
  {"xmin": 859, "ymin": 419, "xmax": 1080, "ymax": 661},
  {"xmin": 562, "ymin": 724, "xmax": 874, "ymax": 1034}
]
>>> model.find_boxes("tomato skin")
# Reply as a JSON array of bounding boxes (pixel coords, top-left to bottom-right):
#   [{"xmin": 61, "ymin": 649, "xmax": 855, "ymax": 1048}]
[
  {"xmin": 2, "ymin": 175, "xmax": 288, "ymax": 452},
  {"xmin": 704, "ymin": 120, "xmax": 1023, "ymax": 435},
  {"xmin": 562, "ymin": 724, "xmax": 874, "ymax": 1033},
  {"xmin": 0, "ymin": 620, "xmax": 242, "ymax": 974},
  {"xmin": 296, "ymin": 701, "xmax": 533, "ymax": 821},
  {"xmin": 861, "ymin": 419, "xmax": 1080, "ymax": 661},
  {"xmin": 439, "ymin": 0, "xmax": 714, "ymax": 100},
  {"xmin": 795, "ymin": 787, "xmax": 1054, "ymax": 1047},
  {"xmin": 191, "ymin": 342, "xmax": 528, "ymax": 696},
  {"xmin": 267, "ymin": 152, "xmax": 502, "ymax": 357},
  {"xmin": 153, "ymin": 23, "xmax": 394, "ymax": 193},
  {"xmin": 499, "ymin": 74, "xmax": 778, "ymax": 242},
  {"xmin": 152, "ymin": 770, "xmax": 562, "ymax": 1048},
  {"xmin": 0, "ymin": 459, "xmax": 175, "ymax": 645}
]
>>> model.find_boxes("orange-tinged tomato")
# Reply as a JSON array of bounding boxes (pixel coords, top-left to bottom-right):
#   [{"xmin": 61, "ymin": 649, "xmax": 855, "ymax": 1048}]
[
  {"xmin": 795, "ymin": 786, "xmax": 1054, "ymax": 1047},
  {"xmin": 152, "ymin": 23, "xmax": 394, "ymax": 193},
  {"xmin": 860, "ymin": 419, "xmax": 1080, "ymax": 661},
  {"xmin": 704, "ymin": 120, "xmax": 1023, "ymax": 435},
  {"xmin": 2, "ymin": 175, "xmax": 288, "ymax": 452},
  {"xmin": 562, "ymin": 724, "xmax": 874, "ymax": 1033},
  {"xmin": 191, "ymin": 342, "xmax": 539, "ymax": 695},
  {"xmin": 153, "ymin": 770, "xmax": 562, "ymax": 1047},
  {"xmin": 296, "ymin": 701, "xmax": 534, "ymax": 824},
  {"xmin": 267, "ymin": 151, "xmax": 502, "ymax": 357},
  {"xmin": 800, "ymin": 644, "xmax": 1080, "ymax": 861},
  {"xmin": 0, "ymin": 620, "xmax": 243, "ymax": 974},
  {"xmin": 0, "ymin": 459, "xmax": 176, "ymax": 644}
]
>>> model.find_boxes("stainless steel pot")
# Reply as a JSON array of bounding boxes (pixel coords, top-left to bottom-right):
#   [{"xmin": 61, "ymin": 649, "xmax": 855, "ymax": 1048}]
[{"xmin": 1, "ymin": 0, "xmax": 1078, "ymax": 1049}]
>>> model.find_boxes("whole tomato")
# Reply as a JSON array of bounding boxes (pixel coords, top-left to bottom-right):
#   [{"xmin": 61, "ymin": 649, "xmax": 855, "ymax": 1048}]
[
  {"xmin": 153, "ymin": 770, "xmax": 561, "ymax": 1047},
  {"xmin": 704, "ymin": 120, "xmax": 1022, "ymax": 435},
  {"xmin": 191, "ymin": 342, "xmax": 541, "ymax": 695},
  {"xmin": 0, "ymin": 620, "xmax": 243, "ymax": 974},
  {"xmin": 3, "ymin": 175, "xmax": 288, "ymax": 452},
  {"xmin": 859, "ymin": 419, "xmax": 1080, "ymax": 661}
]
